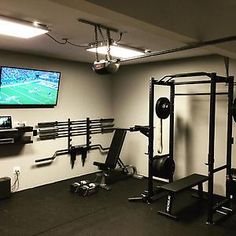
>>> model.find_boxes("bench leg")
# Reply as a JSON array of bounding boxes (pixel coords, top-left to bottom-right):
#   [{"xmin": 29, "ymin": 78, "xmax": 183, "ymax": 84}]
[
  {"xmin": 166, "ymin": 194, "xmax": 173, "ymax": 214},
  {"xmin": 198, "ymin": 183, "xmax": 203, "ymax": 199},
  {"xmin": 158, "ymin": 193, "xmax": 178, "ymax": 220}
]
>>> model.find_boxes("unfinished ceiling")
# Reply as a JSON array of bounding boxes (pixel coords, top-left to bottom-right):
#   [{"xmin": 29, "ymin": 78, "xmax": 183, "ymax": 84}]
[{"xmin": 0, "ymin": 0, "xmax": 236, "ymax": 64}]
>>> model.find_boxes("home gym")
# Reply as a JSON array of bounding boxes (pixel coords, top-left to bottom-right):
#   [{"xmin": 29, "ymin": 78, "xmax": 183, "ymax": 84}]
[{"xmin": 1, "ymin": 1, "xmax": 236, "ymax": 236}]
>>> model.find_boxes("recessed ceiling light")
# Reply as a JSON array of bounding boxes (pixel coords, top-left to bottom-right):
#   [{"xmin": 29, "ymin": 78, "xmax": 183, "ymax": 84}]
[
  {"xmin": 87, "ymin": 45, "xmax": 145, "ymax": 59},
  {"xmin": 0, "ymin": 16, "xmax": 49, "ymax": 39}
]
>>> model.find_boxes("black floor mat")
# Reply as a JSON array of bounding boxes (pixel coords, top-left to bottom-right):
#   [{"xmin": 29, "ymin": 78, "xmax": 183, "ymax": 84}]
[{"xmin": 0, "ymin": 175, "xmax": 235, "ymax": 236}]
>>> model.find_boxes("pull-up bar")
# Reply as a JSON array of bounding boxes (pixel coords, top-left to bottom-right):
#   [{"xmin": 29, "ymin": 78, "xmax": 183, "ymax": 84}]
[
  {"xmin": 155, "ymin": 72, "xmax": 232, "ymax": 86},
  {"xmin": 160, "ymin": 72, "xmax": 212, "ymax": 82},
  {"xmin": 175, "ymin": 92, "xmax": 228, "ymax": 96}
]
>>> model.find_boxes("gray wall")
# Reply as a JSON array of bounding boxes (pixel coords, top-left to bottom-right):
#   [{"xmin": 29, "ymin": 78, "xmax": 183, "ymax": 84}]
[
  {"xmin": 0, "ymin": 50, "xmax": 113, "ymax": 191},
  {"xmin": 111, "ymin": 55, "xmax": 236, "ymax": 195},
  {"xmin": 1, "ymin": 51, "xmax": 235, "ymax": 196}
]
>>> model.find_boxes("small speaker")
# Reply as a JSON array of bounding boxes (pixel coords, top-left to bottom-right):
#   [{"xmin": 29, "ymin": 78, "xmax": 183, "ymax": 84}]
[{"xmin": 0, "ymin": 177, "xmax": 11, "ymax": 200}]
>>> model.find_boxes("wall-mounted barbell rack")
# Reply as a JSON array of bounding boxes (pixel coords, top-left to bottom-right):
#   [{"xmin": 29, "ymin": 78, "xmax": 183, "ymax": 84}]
[{"xmin": 35, "ymin": 117, "xmax": 115, "ymax": 168}]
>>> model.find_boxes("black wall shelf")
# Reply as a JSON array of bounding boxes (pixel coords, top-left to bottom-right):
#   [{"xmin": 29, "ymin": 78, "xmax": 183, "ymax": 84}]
[{"xmin": 0, "ymin": 126, "xmax": 33, "ymax": 145}]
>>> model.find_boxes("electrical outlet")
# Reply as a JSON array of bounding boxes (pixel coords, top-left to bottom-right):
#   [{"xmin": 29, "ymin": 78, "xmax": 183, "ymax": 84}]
[{"xmin": 13, "ymin": 166, "xmax": 21, "ymax": 174}]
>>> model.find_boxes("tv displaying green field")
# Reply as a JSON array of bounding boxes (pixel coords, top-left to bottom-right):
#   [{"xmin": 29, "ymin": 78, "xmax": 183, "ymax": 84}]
[{"xmin": 0, "ymin": 66, "xmax": 61, "ymax": 107}]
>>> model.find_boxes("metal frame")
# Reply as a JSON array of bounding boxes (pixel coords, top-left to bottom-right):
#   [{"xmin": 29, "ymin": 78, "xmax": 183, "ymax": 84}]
[{"xmin": 149, "ymin": 72, "xmax": 234, "ymax": 224}]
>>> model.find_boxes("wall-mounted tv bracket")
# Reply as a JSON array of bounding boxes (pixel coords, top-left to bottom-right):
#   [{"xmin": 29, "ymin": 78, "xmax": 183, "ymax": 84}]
[{"xmin": 34, "ymin": 117, "xmax": 114, "ymax": 168}]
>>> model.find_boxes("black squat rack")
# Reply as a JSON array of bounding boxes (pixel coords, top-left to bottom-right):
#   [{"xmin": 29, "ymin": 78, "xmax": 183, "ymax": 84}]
[{"xmin": 148, "ymin": 72, "xmax": 234, "ymax": 224}]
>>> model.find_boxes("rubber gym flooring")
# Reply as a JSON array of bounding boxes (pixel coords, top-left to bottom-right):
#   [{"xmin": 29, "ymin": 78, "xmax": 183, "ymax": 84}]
[{"xmin": 0, "ymin": 175, "xmax": 235, "ymax": 236}]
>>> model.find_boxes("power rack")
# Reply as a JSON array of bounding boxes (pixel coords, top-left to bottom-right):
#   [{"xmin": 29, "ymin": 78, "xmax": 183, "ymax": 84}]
[{"xmin": 148, "ymin": 72, "xmax": 234, "ymax": 224}]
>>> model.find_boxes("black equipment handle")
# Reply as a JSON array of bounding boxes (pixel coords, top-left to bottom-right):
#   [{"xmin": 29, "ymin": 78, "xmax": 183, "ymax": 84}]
[
  {"xmin": 130, "ymin": 125, "xmax": 149, "ymax": 131},
  {"xmin": 130, "ymin": 125, "xmax": 150, "ymax": 137},
  {"xmin": 153, "ymin": 154, "xmax": 170, "ymax": 159}
]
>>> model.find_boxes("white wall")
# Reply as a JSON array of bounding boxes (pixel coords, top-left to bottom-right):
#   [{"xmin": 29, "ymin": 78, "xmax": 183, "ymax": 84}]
[
  {"xmin": 111, "ymin": 55, "xmax": 236, "ymax": 195},
  {"xmin": 0, "ymin": 50, "xmax": 113, "ymax": 191}
]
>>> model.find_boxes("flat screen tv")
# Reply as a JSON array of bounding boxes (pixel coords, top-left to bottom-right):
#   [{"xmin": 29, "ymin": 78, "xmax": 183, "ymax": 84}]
[{"xmin": 0, "ymin": 66, "xmax": 61, "ymax": 107}]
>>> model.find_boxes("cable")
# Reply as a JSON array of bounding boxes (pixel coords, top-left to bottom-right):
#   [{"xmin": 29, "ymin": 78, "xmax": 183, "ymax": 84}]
[
  {"xmin": 115, "ymin": 32, "xmax": 123, "ymax": 44},
  {"xmin": 98, "ymin": 26, "xmax": 105, "ymax": 41},
  {"xmin": 11, "ymin": 171, "xmax": 20, "ymax": 192},
  {"xmin": 46, "ymin": 33, "xmax": 67, "ymax": 44},
  {"xmin": 158, "ymin": 119, "xmax": 163, "ymax": 154},
  {"xmin": 46, "ymin": 33, "xmax": 88, "ymax": 48},
  {"xmin": 66, "ymin": 41, "xmax": 88, "ymax": 48}
]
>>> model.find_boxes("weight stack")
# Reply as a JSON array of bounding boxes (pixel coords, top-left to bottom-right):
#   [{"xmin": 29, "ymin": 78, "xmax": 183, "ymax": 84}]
[{"xmin": 0, "ymin": 177, "xmax": 11, "ymax": 200}]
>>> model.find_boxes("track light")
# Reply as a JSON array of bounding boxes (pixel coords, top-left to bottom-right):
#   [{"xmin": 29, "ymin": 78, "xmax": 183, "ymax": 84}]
[
  {"xmin": 87, "ymin": 44, "xmax": 145, "ymax": 59},
  {"xmin": 0, "ymin": 16, "xmax": 49, "ymax": 39}
]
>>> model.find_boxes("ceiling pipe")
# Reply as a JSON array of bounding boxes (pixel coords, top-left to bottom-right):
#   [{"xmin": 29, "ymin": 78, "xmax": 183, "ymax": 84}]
[
  {"xmin": 79, "ymin": 18, "xmax": 236, "ymax": 68},
  {"xmin": 120, "ymin": 35, "xmax": 236, "ymax": 62}
]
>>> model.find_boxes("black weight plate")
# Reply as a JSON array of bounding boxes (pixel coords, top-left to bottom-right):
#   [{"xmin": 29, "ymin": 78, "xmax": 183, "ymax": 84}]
[
  {"xmin": 153, "ymin": 155, "xmax": 175, "ymax": 179},
  {"xmin": 155, "ymin": 97, "xmax": 170, "ymax": 119}
]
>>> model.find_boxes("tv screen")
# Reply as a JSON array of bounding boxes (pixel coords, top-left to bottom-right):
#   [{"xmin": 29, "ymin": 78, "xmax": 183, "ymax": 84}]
[{"xmin": 0, "ymin": 66, "xmax": 61, "ymax": 107}]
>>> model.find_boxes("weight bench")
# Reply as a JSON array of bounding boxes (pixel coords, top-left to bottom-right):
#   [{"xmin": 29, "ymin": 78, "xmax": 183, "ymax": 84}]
[
  {"xmin": 158, "ymin": 173, "xmax": 208, "ymax": 219},
  {"xmin": 93, "ymin": 129, "xmax": 134, "ymax": 190}
]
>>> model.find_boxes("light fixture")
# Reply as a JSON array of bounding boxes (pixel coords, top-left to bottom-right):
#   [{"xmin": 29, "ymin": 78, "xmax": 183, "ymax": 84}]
[
  {"xmin": 87, "ymin": 44, "xmax": 145, "ymax": 59},
  {"xmin": 0, "ymin": 16, "xmax": 49, "ymax": 39}
]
